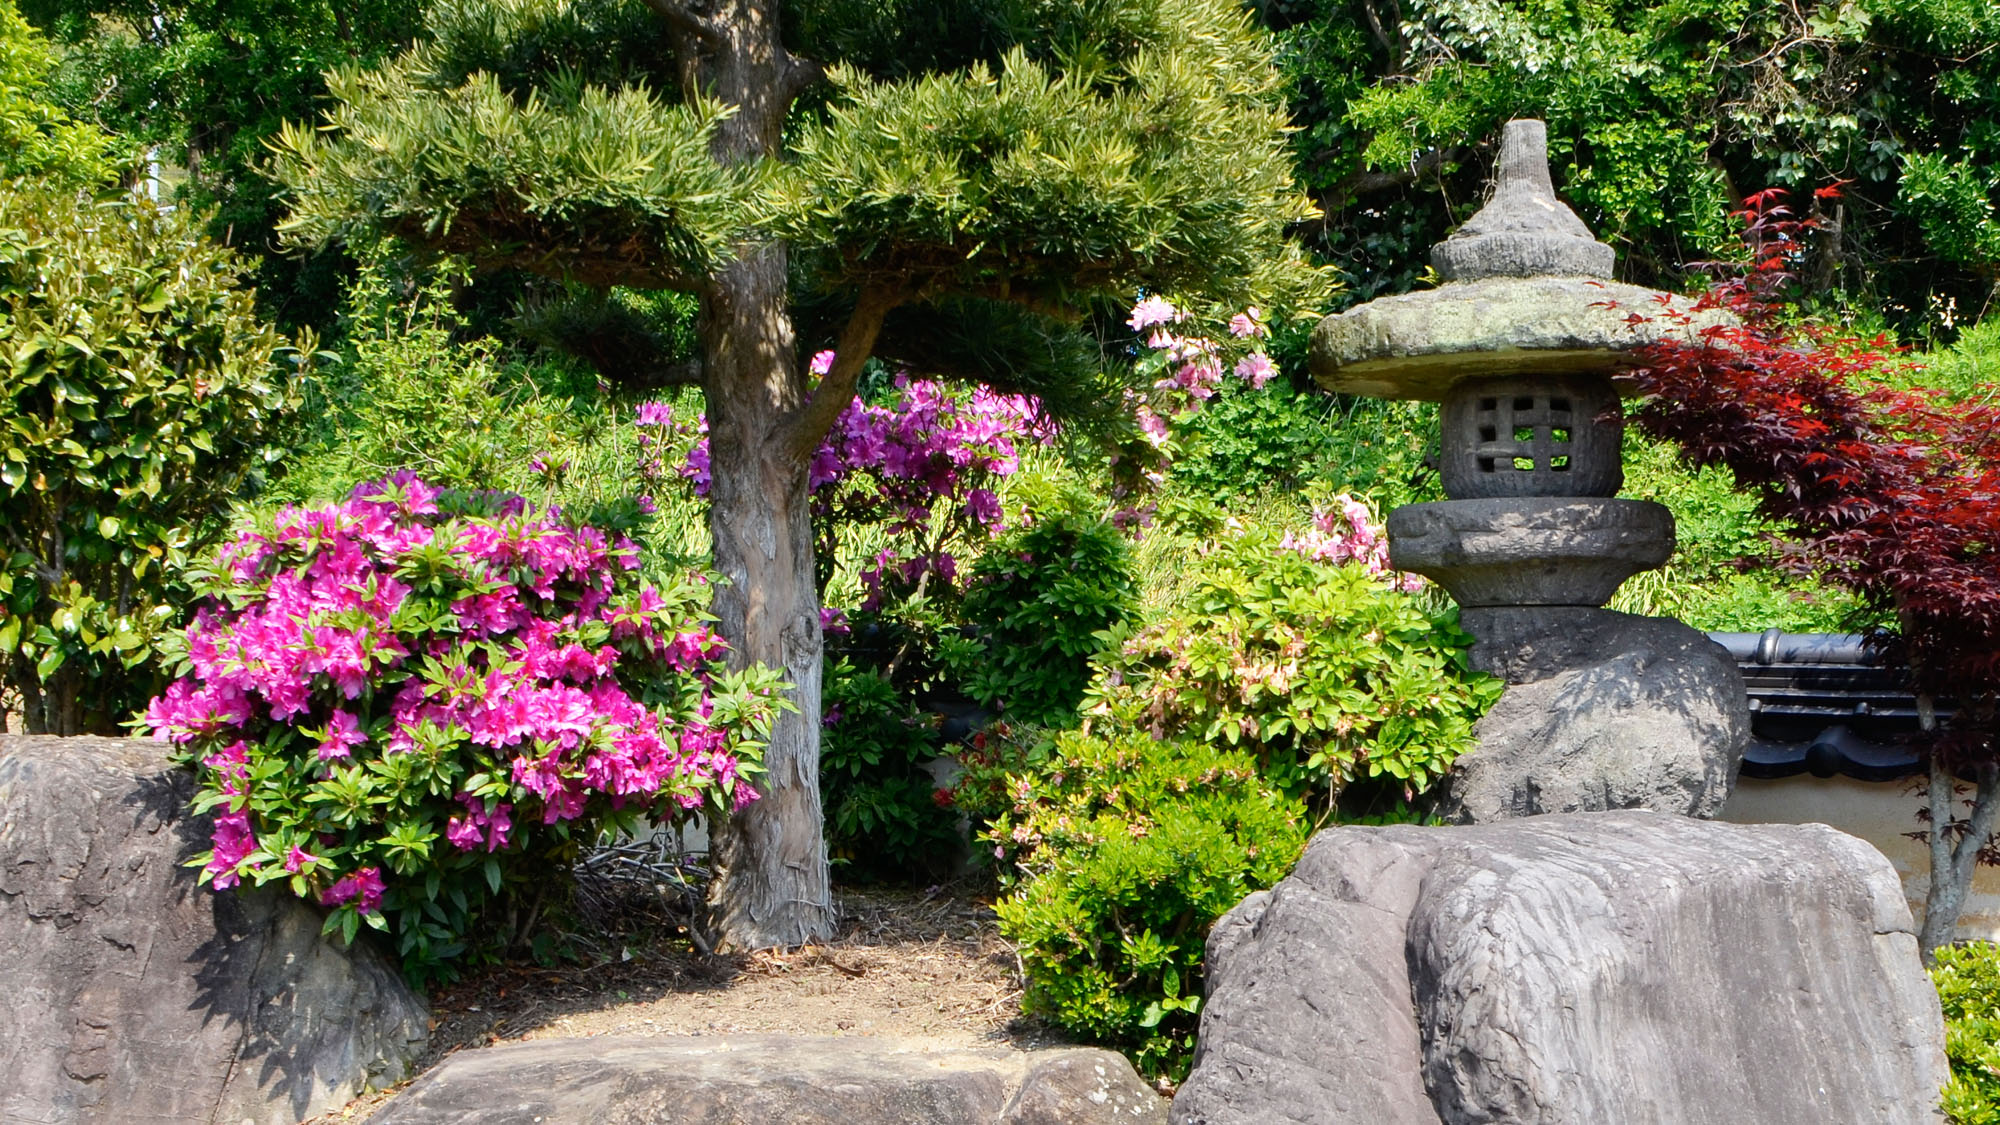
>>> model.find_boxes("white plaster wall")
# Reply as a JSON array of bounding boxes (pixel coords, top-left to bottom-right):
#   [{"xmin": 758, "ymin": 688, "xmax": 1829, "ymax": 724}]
[{"xmin": 1720, "ymin": 775, "xmax": 2000, "ymax": 944}]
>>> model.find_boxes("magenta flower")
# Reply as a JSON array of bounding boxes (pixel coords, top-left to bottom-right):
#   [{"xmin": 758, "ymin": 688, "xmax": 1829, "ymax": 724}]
[
  {"xmin": 317, "ymin": 711, "xmax": 366, "ymax": 761},
  {"xmin": 284, "ymin": 844, "xmax": 321, "ymax": 874},
  {"xmin": 321, "ymin": 866, "xmax": 385, "ymax": 914},
  {"xmin": 206, "ymin": 808, "xmax": 257, "ymax": 890}
]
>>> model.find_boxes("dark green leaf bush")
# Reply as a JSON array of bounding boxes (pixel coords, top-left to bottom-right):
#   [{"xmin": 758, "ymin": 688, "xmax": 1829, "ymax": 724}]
[
  {"xmin": 819, "ymin": 656, "xmax": 959, "ymax": 880},
  {"xmin": 955, "ymin": 513, "xmax": 1137, "ymax": 726},
  {"xmin": 973, "ymin": 728, "xmax": 1307, "ymax": 1081},
  {"xmin": 0, "ymin": 183, "xmax": 305, "ymax": 733}
]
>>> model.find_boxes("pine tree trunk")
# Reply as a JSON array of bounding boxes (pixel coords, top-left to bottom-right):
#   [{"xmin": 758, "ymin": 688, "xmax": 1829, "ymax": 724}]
[
  {"xmin": 692, "ymin": 0, "xmax": 836, "ymax": 950},
  {"xmin": 698, "ymin": 243, "xmax": 835, "ymax": 950}
]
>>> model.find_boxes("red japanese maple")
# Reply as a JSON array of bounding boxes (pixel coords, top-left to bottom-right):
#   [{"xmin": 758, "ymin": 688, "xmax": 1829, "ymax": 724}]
[{"xmin": 1614, "ymin": 191, "xmax": 2000, "ymax": 957}]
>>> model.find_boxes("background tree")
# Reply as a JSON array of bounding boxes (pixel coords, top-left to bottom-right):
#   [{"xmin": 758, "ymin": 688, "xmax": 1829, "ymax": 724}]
[
  {"xmin": 0, "ymin": 182, "xmax": 305, "ymax": 734},
  {"xmin": 270, "ymin": 0, "xmax": 1323, "ymax": 949},
  {"xmin": 1266, "ymin": 0, "xmax": 2000, "ymax": 334},
  {"xmin": 19, "ymin": 0, "xmax": 422, "ymax": 327},
  {"xmin": 0, "ymin": 0, "xmax": 118, "ymax": 185}
]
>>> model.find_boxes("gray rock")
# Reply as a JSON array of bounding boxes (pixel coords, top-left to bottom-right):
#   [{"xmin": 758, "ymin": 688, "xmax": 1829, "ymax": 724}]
[
  {"xmin": 0, "ymin": 735, "xmax": 429, "ymax": 1125},
  {"xmin": 1438, "ymin": 608, "xmax": 1748, "ymax": 822},
  {"xmin": 1429, "ymin": 121, "xmax": 1614, "ymax": 283},
  {"xmin": 1173, "ymin": 812, "xmax": 1948, "ymax": 1125},
  {"xmin": 1387, "ymin": 499, "xmax": 1674, "ymax": 608},
  {"xmin": 366, "ymin": 1036, "xmax": 1168, "ymax": 1124}
]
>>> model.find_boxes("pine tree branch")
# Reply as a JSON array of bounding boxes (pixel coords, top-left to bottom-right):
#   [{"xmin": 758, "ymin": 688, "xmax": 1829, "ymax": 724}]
[{"xmin": 777, "ymin": 284, "xmax": 903, "ymax": 465}]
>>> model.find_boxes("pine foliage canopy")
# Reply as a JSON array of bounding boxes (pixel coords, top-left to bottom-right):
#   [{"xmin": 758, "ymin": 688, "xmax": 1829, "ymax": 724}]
[{"xmin": 271, "ymin": 0, "xmax": 1320, "ymax": 316}]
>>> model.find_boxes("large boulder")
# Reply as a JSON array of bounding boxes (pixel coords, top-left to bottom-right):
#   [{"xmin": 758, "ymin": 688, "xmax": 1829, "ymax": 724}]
[
  {"xmin": 1437, "ymin": 607, "xmax": 1749, "ymax": 822},
  {"xmin": 0, "ymin": 735, "xmax": 428, "ymax": 1124},
  {"xmin": 1171, "ymin": 812, "xmax": 1947, "ymax": 1125},
  {"xmin": 366, "ymin": 1035, "xmax": 1167, "ymax": 1124}
]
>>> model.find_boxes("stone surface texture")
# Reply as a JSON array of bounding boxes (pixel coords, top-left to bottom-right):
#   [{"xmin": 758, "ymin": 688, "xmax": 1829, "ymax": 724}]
[
  {"xmin": 1437, "ymin": 374, "xmax": 1625, "ymax": 499},
  {"xmin": 1386, "ymin": 499, "xmax": 1674, "ymax": 608},
  {"xmin": 1172, "ymin": 812, "xmax": 1948, "ymax": 1125},
  {"xmin": 1438, "ymin": 608, "xmax": 1749, "ymax": 822},
  {"xmin": 1310, "ymin": 120, "xmax": 1732, "ymax": 401},
  {"xmin": 1429, "ymin": 121, "xmax": 1614, "ymax": 283},
  {"xmin": 0, "ymin": 735, "xmax": 428, "ymax": 1125},
  {"xmin": 366, "ymin": 1036, "xmax": 1168, "ymax": 1124},
  {"xmin": 1308, "ymin": 276, "xmax": 1719, "ymax": 399}
]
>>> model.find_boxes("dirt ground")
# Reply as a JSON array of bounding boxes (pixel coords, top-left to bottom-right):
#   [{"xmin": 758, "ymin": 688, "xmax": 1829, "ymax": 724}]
[{"xmin": 306, "ymin": 875, "xmax": 1063, "ymax": 1122}]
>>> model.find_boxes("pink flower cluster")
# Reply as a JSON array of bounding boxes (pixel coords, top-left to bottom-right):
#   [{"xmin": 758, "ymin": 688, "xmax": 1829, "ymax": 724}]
[
  {"xmin": 1115, "ymin": 297, "xmax": 1277, "ymax": 531},
  {"xmin": 1279, "ymin": 495, "xmax": 1426, "ymax": 593},
  {"xmin": 643, "ymin": 375, "xmax": 1046, "ymax": 610},
  {"xmin": 148, "ymin": 473, "xmax": 764, "ymax": 915},
  {"xmin": 1134, "ymin": 297, "xmax": 1275, "ymax": 412}
]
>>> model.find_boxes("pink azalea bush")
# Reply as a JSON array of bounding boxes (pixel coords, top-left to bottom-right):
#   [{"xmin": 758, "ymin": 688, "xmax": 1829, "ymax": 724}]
[
  {"xmin": 147, "ymin": 473, "xmax": 784, "ymax": 979},
  {"xmin": 1279, "ymin": 494, "xmax": 1427, "ymax": 593},
  {"xmin": 1082, "ymin": 508, "xmax": 1494, "ymax": 806},
  {"xmin": 1116, "ymin": 296, "xmax": 1280, "ymax": 531}
]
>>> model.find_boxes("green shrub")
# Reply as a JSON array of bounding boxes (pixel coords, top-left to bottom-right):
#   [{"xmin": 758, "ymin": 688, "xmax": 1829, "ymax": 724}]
[
  {"xmin": 1087, "ymin": 523, "xmax": 1499, "ymax": 807},
  {"xmin": 819, "ymin": 656, "xmax": 959, "ymax": 880},
  {"xmin": 955, "ymin": 513, "xmax": 1137, "ymax": 726},
  {"xmin": 1934, "ymin": 941, "xmax": 2000, "ymax": 1124},
  {"xmin": 0, "ymin": 183, "xmax": 305, "ymax": 733},
  {"xmin": 977, "ymin": 729, "xmax": 1308, "ymax": 1081},
  {"xmin": 273, "ymin": 251, "xmax": 712, "ymax": 570},
  {"xmin": 1612, "ymin": 432, "xmax": 1870, "ymax": 632}
]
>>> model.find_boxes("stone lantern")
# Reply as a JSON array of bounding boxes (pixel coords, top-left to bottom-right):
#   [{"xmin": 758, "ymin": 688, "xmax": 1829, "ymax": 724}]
[{"xmin": 1310, "ymin": 119, "xmax": 1749, "ymax": 823}]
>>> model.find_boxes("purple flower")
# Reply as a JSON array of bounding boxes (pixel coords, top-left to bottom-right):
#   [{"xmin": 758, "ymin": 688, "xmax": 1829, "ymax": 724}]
[
  {"xmin": 206, "ymin": 808, "xmax": 257, "ymax": 889},
  {"xmin": 317, "ymin": 711, "xmax": 366, "ymax": 761}
]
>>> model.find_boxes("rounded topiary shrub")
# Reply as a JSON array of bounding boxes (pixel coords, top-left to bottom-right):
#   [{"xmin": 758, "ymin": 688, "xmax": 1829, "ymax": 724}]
[{"xmin": 145, "ymin": 474, "xmax": 784, "ymax": 982}]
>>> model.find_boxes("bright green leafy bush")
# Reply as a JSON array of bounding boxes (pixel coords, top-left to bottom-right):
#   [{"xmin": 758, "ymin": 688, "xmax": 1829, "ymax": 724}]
[
  {"xmin": 1612, "ymin": 432, "xmax": 1870, "ymax": 633},
  {"xmin": 976, "ymin": 729, "xmax": 1307, "ymax": 1081},
  {"xmin": 0, "ymin": 183, "xmax": 304, "ymax": 733},
  {"xmin": 1087, "ymin": 523, "xmax": 1499, "ymax": 806},
  {"xmin": 1934, "ymin": 941, "xmax": 2000, "ymax": 1124},
  {"xmin": 1, "ymin": 0, "xmax": 118, "ymax": 186}
]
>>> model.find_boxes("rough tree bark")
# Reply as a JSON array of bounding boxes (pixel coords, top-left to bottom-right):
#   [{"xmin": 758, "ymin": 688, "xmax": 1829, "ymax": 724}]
[{"xmin": 684, "ymin": 0, "xmax": 895, "ymax": 949}]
